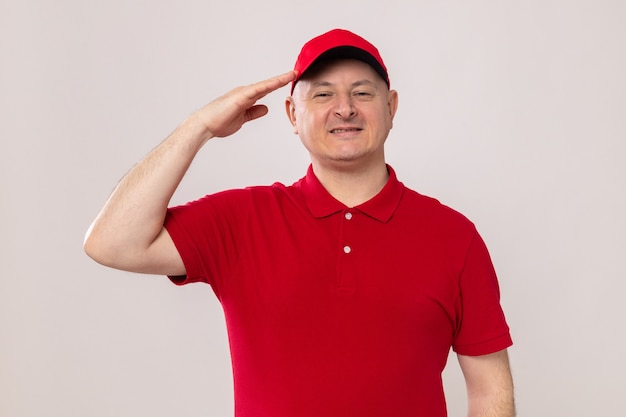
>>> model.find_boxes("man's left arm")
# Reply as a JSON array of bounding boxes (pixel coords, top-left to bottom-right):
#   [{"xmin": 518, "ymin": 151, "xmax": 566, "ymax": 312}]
[{"xmin": 457, "ymin": 349, "xmax": 515, "ymax": 417}]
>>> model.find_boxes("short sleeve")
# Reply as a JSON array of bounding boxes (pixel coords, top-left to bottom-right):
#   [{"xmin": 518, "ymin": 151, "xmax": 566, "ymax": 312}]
[
  {"xmin": 452, "ymin": 231, "xmax": 513, "ymax": 355},
  {"xmin": 164, "ymin": 189, "xmax": 252, "ymax": 295}
]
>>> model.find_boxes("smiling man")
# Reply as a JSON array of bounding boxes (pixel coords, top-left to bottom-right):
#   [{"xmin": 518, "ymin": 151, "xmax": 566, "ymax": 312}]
[
  {"xmin": 287, "ymin": 58, "xmax": 397, "ymax": 207},
  {"xmin": 85, "ymin": 29, "xmax": 515, "ymax": 417}
]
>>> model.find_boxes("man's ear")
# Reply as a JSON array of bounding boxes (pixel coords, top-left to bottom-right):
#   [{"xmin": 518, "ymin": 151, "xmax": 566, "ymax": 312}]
[
  {"xmin": 285, "ymin": 96, "xmax": 298, "ymax": 134},
  {"xmin": 387, "ymin": 89, "xmax": 399, "ymax": 128}
]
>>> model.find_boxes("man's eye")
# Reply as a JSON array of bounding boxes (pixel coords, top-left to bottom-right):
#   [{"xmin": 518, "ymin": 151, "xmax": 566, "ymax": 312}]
[
  {"xmin": 354, "ymin": 91, "xmax": 373, "ymax": 97},
  {"xmin": 314, "ymin": 92, "xmax": 331, "ymax": 98}
]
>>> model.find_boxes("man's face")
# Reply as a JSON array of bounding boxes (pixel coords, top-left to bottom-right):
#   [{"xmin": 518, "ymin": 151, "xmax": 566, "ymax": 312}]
[{"xmin": 286, "ymin": 59, "xmax": 398, "ymax": 170}]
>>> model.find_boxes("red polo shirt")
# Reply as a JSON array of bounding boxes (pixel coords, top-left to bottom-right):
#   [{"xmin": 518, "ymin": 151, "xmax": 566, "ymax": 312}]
[{"xmin": 164, "ymin": 165, "xmax": 512, "ymax": 417}]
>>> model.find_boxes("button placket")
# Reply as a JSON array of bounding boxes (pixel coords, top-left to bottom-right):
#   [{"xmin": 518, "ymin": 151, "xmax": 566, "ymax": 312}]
[
  {"xmin": 336, "ymin": 209, "xmax": 357, "ymax": 293},
  {"xmin": 342, "ymin": 211, "xmax": 353, "ymax": 255},
  {"xmin": 343, "ymin": 211, "xmax": 352, "ymax": 255}
]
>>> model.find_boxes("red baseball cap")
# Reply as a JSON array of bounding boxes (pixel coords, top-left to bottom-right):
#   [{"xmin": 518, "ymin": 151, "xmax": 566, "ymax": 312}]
[{"xmin": 291, "ymin": 29, "xmax": 390, "ymax": 93}]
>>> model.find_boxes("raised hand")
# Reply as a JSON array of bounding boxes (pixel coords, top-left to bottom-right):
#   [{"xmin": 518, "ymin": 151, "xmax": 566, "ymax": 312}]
[
  {"xmin": 194, "ymin": 70, "xmax": 296, "ymax": 140},
  {"xmin": 84, "ymin": 70, "xmax": 296, "ymax": 275}
]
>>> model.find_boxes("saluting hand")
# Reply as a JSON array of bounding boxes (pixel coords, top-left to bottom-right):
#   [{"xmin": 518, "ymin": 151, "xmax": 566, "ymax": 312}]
[
  {"xmin": 193, "ymin": 70, "xmax": 296, "ymax": 140},
  {"xmin": 84, "ymin": 70, "xmax": 296, "ymax": 275}
]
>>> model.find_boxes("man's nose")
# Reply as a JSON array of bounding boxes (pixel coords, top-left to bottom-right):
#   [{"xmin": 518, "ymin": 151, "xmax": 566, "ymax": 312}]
[{"xmin": 334, "ymin": 94, "xmax": 356, "ymax": 119}]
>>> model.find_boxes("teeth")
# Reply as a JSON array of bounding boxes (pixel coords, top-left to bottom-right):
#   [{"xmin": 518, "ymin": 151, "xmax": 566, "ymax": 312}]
[{"xmin": 332, "ymin": 128, "xmax": 359, "ymax": 133}]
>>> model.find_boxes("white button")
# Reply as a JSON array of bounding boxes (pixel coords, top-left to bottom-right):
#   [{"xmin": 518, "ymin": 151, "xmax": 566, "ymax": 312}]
[
  {"xmin": 345, "ymin": 212, "xmax": 353, "ymax": 220},
  {"xmin": 343, "ymin": 245, "xmax": 351, "ymax": 254}
]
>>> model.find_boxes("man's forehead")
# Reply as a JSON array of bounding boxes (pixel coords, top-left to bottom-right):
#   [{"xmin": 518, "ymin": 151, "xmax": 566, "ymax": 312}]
[
  {"xmin": 298, "ymin": 59, "xmax": 384, "ymax": 86},
  {"xmin": 308, "ymin": 79, "xmax": 378, "ymax": 88}
]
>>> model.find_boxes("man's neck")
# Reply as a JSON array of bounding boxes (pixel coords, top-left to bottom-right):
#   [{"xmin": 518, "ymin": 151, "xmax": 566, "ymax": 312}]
[{"xmin": 311, "ymin": 161, "xmax": 390, "ymax": 208}]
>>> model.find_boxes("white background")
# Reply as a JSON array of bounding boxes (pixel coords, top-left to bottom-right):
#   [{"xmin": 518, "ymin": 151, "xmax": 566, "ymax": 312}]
[{"xmin": 1, "ymin": 0, "xmax": 625, "ymax": 416}]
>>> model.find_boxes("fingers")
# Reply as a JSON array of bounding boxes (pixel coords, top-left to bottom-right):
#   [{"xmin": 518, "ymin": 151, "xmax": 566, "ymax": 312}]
[
  {"xmin": 243, "ymin": 70, "xmax": 296, "ymax": 102},
  {"xmin": 244, "ymin": 104, "xmax": 269, "ymax": 123},
  {"xmin": 194, "ymin": 70, "xmax": 296, "ymax": 139}
]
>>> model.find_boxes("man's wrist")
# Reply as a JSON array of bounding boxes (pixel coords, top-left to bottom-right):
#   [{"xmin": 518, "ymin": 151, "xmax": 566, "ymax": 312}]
[{"xmin": 177, "ymin": 114, "xmax": 215, "ymax": 149}]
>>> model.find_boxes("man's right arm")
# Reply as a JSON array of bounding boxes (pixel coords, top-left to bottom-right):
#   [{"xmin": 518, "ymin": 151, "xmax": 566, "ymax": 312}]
[{"xmin": 83, "ymin": 71, "xmax": 296, "ymax": 276}]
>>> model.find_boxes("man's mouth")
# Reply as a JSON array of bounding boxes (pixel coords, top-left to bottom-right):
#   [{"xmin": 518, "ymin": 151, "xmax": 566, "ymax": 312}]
[{"xmin": 330, "ymin": 128, "xmax": 362, "ymax": 134}]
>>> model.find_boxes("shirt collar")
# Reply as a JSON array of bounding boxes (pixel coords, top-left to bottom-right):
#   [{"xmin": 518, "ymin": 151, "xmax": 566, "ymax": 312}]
[{"xmin": 296, "ymin": 164, "xmax": 405, "ymax": 223}]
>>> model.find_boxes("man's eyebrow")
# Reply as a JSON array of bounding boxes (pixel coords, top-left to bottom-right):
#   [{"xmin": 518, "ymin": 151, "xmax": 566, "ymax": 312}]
[
  {"xmin": 352, "ymin": 79, "xmax": 377, "ymax": 87},
  {"xmin": 310, "ymin": 81, "xmax": 333, "ymax": 88}
]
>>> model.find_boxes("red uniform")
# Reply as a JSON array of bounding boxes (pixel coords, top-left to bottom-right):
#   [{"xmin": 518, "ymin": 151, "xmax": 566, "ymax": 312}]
[{"xmin": 164, "ymin": 165, "xmax": 512, "ymax": 417}]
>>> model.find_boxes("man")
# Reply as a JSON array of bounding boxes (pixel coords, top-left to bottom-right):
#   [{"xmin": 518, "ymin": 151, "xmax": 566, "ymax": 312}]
[{"xmin": 85, "ymin": 29, "xmax": 515, "ymax": 416}]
